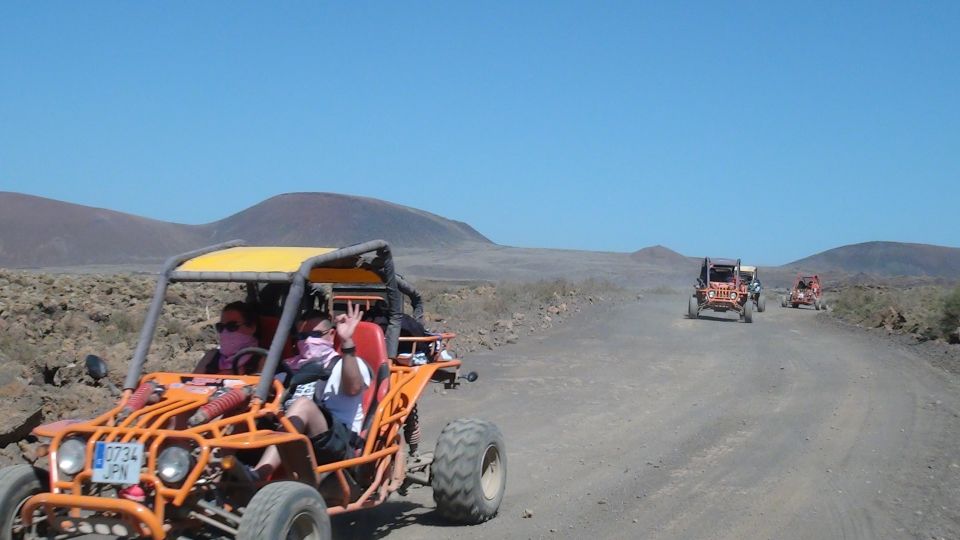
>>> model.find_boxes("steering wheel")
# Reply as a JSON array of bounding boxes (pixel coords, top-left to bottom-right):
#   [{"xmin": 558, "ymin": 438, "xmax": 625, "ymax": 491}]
[{"xmin": 232, "ymin": 346, "xmax": 293, "ymax": 379}]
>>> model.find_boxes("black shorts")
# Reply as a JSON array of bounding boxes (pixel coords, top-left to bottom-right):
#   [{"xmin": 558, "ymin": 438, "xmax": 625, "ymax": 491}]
[{"xmin": 310, "ymin": 408, "xmax": 359, "ymax": 464}]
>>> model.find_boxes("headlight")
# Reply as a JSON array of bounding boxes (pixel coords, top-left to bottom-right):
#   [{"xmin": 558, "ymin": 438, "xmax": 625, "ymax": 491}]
[
  {"xmin": 58, "ymin": 438, "xmax": 86, "ymax": 476},
  {"xmin": 708, "ymin": 290, "xmax": 716, "ymax": 298},
  {"xmin": 730, "ymin": 292, "xmax": 737, "ymax": 299},
  {"xmin": 157, "ymin": 446, "xmax": 192, "ymax": 484}
]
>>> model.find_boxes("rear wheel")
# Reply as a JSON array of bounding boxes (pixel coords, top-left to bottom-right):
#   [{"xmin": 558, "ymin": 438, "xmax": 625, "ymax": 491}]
[
  {"xmin": 237, "ymin": 481, "xmax": 331, "ymax": 540},
  {"xmin": 431, "ymin": 419, "xmax": 506, "ymax": 524},
  {"xmin": 688, "ymin": 296, "xmax": 699, "ymax": 319},
  {"xmin": 0, "ymin": 464, "xmax": 48, "ymax": 540},
  {"xmin": 792, "ymin": 303, "xmax": 799, "ymax": 309},
  {"xmin": 743, "ymin": 300, "xmax": 753, "ymax": 323}
]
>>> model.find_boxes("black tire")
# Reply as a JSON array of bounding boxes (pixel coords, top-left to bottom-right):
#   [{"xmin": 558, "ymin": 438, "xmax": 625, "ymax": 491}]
[
  {"xmin": 758, "ymin": 295, "xmax": 766, "ymax": 313},
  {"xmin": 431, "ymin": 419, "xmax": 506, "ymax": 524},
  {"xmin": 743, "ymin": 300, "xmax": 753, "ymax": 323},
  {"xmin": 688, "ymin": 296, "xmax": 699, "ymax": 319},
  {"xmin": 237, "ymin": 481, "xmax": 331, "ymax": 540},
  {"xmin": 0, "ymin": 464, "xmax": 48, "ymax": 540},
  {"xmin": 792, "ymin": 303, "xmax": 799, "ymax": 309}
]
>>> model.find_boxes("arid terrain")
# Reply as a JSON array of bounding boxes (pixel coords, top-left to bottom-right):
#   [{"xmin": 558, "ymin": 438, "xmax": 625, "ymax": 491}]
[
  {"xmin": 0, "ymin": 270, "xmax": 615, "ymax": 466},
  {"xmin": 333, "ymin": 292, "xmax": 960, "ymax": 540},
  {"xmin": 2, "ymin": 192, "xmax": 960, "ymax": 539},
  {"xmin": 2, "ymin": 267, "xmax": 960, "ymax": 540}
]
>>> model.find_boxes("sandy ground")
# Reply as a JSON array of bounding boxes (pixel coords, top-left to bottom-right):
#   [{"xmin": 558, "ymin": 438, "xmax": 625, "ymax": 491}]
[{"xmin": 330, "ymin": 293, "xmax": 960, "ymax": 540}]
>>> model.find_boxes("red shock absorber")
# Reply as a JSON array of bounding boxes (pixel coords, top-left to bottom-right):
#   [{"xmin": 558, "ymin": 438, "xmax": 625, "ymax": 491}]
[
  {"xmin": 117, "ymin": 381, "xmax": 158, "ymax": 421},
  {"xmin": 188, "ymin": 386, "xmax": 253, "ymax": 427}
]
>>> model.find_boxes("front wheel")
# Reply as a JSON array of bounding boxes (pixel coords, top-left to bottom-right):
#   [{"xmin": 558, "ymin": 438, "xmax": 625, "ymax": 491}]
[
  {"xmin": 757, "ymin": 295, "xmax": 766, "ymax": 313},
  {"xmin": 743, "ymin": 300, "xmax": 754, "ymax": 323},
  {"xmin": 0, "ymin": 464, "xmax": 48, "ymax": 540},
  {"xmin": 688, "ymin": 296, "xmax": 699, "ymax": 319},
  {"xmin": 237, "ymin": 481, "xmax": 331, "ymax": 540},
  {"xmin": 431, "ymin": 419, "xmax": 506, "ymax": 524}
]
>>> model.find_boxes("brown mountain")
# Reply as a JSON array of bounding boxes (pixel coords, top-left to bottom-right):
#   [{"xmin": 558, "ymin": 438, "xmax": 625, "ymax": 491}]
[
  {"xmin": 204, "ymin": 193, "xmax": 490, "ymax": 248},
  {"xmin": 0, "ymin": 192, "xmax": 491, "ymax": 268},
  {"xmin": 786, "ymin": 241, "xmax": 960, "ymax": 278},
  {"xmin": 631, "ymin": 245, "xmax": 694, "ymax": 266},
  {"xmin": 0, "ymin": 192, "xmax": 205, "ymax": 268}
]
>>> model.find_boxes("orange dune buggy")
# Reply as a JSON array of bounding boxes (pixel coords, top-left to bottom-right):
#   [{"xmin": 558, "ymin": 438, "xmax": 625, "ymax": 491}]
[
  {"xmin": 0, "ymin": 241, "xmax": 506, "ymax": 539},
  {"xmin": 781, "ymin": 273, "xmax": 827, "ymax": 310},
  {"xmin": 688, "ymin": 257, "xmax": 753, "ymax": 323}
]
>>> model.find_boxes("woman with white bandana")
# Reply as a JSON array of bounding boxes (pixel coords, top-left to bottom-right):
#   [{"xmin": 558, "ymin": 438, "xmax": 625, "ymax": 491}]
[{"xmin": 193, "ymin": 301, "xmax": 262, "ymax": 375}]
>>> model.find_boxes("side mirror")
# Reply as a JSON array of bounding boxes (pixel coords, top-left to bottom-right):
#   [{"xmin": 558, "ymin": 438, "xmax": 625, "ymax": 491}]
[{"xmin": 85, "ymin": 355, "xmax": 108, "ymax": 380}]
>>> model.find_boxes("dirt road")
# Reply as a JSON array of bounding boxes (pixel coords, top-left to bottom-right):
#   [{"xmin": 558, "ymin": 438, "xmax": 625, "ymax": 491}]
[{"xmin": 333, "ymin": 293, "xmax": 960, "ymax": 539}]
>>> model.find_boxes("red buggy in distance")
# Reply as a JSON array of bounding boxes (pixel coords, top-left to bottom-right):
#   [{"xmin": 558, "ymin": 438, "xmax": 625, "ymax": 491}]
[
  {"xmin": 688, "ymin": 257, "xmax": 754, "ymax": 323},
  {"xmin": 781, "ymin": 274, "xmax": 828, "ymax": 310}
]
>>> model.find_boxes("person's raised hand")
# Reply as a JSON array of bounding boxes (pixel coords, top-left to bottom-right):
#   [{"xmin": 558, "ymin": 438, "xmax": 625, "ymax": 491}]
[{"xmin": 335, "ymin": 301, "xmax": 364, "ymax": 342}]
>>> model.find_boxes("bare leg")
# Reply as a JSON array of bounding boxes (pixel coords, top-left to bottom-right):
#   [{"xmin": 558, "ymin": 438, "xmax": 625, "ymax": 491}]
[{"xmin": 252, "ymin": 398, "xmax": 329, "ymax": 479}]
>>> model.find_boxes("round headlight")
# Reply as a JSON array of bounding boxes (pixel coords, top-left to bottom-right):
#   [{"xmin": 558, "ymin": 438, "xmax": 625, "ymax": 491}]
[
  {"xmin": 57, "ymin": 438, "xmax": 86, "ymax": 476},
  {"xmin": 708, "ymin": 290, "xmax": 716, "ymax": 298},
  {"xmin": 730, "ymin": 292, "xmax": 737, "ymax": 300},
  {"xmin": 157, "ymin": 446, "xmax": 192, "ymax": 484}
]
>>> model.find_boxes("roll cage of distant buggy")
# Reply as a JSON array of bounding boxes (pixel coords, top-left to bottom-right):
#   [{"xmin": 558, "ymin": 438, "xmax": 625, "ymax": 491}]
[
  {"xmin": 688, "ymin": 257, "xmax": 754, "ymax": 323},
  {"xmin": 781, "ymin": 273, "xmax": 827, "ymax": 311}
]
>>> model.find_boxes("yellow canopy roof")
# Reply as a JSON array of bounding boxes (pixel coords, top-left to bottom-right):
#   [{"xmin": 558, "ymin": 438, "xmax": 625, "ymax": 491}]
[
  {"xmin": 177, "ymin": 247, "xmax": 336, "ymax": 273},
  {"xmin": 740, "ymin": 265, "xmax": 757, "ymax": 273},
  {"xmin": 174, "ymin": 246, "xmax": 384, "ymax": 283}
]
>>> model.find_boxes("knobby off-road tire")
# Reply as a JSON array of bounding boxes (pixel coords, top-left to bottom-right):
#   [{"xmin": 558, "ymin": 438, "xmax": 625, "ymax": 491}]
[
  {"xmin": 758, "ymin": 295, "xmax": 766, "ymax": 313},
  {"xmin": 0, "ymin": 464, "xmax": 48, "ymax": 540},
  {"xmin": 781, "ymin": 296, "xmax": 787, "ymax": 308},
  {"xmin": 688, "ymin": 296, "xmax": 699, "ymax": 319},
  {"xmin": 743, "ymin": 300, "xmax": 754, "ymax": 323},
  {"xmin": 237, "ymin": 481, "xmax": 331, "ymax": 540},
  {"xmin": 431, "ymin": 419, "xmax": 506, "ymax": 524},
  {"xmin": 815, "ymin": 298, "xmax": 822, "ymax": 311}
]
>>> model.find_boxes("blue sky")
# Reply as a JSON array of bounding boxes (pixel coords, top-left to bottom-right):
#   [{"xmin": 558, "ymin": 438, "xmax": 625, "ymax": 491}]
[{"xmin": 1, "ymin": 2, "xmax": 957, "ymax": 264}]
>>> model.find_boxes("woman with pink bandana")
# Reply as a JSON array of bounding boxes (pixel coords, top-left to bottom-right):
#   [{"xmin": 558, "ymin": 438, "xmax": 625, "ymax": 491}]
[{"xmin": 193, "ymin": 301, "xmax": 262, "ymax": 375}]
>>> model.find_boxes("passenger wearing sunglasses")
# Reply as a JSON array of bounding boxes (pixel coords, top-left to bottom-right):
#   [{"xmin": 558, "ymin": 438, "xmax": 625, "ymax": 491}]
[
  {"xmin": 241, "ymin": 302, "xmax": 371, "ymax": 481},
  {"xmin": 193, "ymin": 301, "xmax": 262, "ymax": 375},
  {"xmin": 283, "ymin": 310, "xmax": 339, "ymax": 373}
]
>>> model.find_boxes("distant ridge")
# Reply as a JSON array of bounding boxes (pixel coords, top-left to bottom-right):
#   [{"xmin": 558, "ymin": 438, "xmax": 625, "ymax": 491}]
[
  {"xmin": 205, "ymin": 192, "xmax": 490, "ymax": 249},
  {"xmin": 631, "ymin": 245, "xmax": 693, "ymax": 266},
  {"xmin": 0, "ymin": 192, "xmax": 492, "ymax": 267},
  {"xmin": 786, "ymin": 241, "xmax": 960, "ymax": 278}
]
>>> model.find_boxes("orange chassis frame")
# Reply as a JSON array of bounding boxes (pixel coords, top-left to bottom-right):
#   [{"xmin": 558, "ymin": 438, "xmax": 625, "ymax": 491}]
[
  {"xmin": 22, "ymin": 337, "xmax": 462, "ymax": 539},
  {"xmin": 694, "ymin": 284, "xmax": 747, "ymax": 313}
]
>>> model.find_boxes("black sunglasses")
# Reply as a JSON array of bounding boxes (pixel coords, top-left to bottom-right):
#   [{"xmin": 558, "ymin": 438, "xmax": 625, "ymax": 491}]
[
  {"xmin": 215, "ymin": 321, "xmax": 245, "ymax": 333},
  {"xmin": 296, "ymin": 327, "xmax": 334, "ymax": 341}
]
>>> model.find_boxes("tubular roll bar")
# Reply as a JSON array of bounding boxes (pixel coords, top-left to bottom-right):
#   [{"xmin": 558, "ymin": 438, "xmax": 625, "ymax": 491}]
[
  {"xmin": 125, "ymin": 240, "xmax": 245, "ymax": 390},
  {"xmin": 126, "ymin": 239, "xmax": 404, "ymax": 403}
]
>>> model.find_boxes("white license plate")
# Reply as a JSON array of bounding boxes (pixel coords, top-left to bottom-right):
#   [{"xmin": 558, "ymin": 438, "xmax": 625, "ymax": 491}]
[{"xmin": 92, "ymin": 442, "xmax": 143, "ymax": 485}]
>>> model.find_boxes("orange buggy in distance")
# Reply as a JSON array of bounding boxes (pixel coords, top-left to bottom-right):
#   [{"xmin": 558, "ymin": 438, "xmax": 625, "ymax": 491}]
[
  {"xmin": 781, "ymin": 274, "xmax": 828, "ymax": 311},
  {"xmin": 0, "ymin": 240, "xmax": 506, "ymax": 540},
  {"xmin": 688, "ymin": 257, "xmax": 754, "ymax": 323}
]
